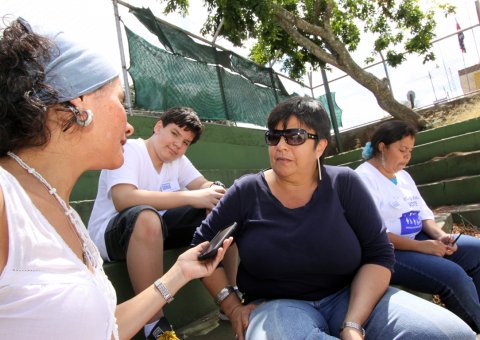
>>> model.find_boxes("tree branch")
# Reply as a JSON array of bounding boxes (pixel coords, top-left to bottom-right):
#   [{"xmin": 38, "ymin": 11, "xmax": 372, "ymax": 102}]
[
  {"xmin": 312, "ymin": 0, "xmax": 323, "ymax": 24},
  {"xmin": 273, "ymin": 14, "xmax": 338, "ymax": 67},
  {"xmin": 322, "ymin": 0, "xmax": 334, "ymax": 27},
  {"xmin": 271, "ymin": 3, "xmax": 332, "ymax": 44},
  {"xmin": 267, "ymin": 2, "xmax": 424, "ymax": 126}
]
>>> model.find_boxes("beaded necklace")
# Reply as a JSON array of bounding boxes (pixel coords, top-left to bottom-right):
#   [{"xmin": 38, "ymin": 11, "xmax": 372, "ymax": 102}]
[{"xmin": 7, "ymin": 151, "xmax": 99, "ymax": 268}]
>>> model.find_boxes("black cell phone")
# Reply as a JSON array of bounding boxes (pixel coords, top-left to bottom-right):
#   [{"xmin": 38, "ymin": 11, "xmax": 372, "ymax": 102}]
[
  {"xmin": 452, "ymin": 232, "xmax": 464, "ymax": 245},
  {"xmin": 198, "ymin": 222, "xmax": 238, "ymax": 260}
]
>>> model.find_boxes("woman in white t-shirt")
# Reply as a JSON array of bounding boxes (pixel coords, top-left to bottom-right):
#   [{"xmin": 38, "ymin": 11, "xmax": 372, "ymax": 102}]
[{"xmin": 356, "ymin": 120, "xmax": 480, "ymax": 333}]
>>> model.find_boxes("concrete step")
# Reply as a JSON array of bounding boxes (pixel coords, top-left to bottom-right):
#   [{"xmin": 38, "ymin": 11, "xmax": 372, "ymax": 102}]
[
  {"xmin": 407, "ymin": 150, "xmax": 480, "ymax": 185},
  {"xmin": 433, "ymin": 203, "xmax": 480, "ymax": 228},
  {"xmin": 103, "ymin": 247, "xmax": 223, "ymax": 340},
  {"xmin": 410, "ymin": 130, "xmax": 480, "ymax": 165},
  {"xmin": 70, "ymin": 199, "xmax": 94, "ymax": 225},
  {"xmin": 326, "ymin": 129, "xmax": 480, "ymax": 170},
  {"xmin": 325, "ymin": 116, "xmax": 480, "ymax": 166},
  {"xmin": 178, "ymin": 312, "xmax": 235, "ymax": 339},
  {"xmin": 71, "ymin": 120, "xmax": 270, "ymax": 201},
  {"xmin": 325, "ymin": 148, "xmax": 362, "ymax": 166},
  {"xmin": 415, "ymin": 116, "xmax": 480, "ymax": 146},
  {"xmin": 418, "ymin": 174, "xmax": 480, "ymax": 208},
  {"xmin": 435, "ymin": 212, "xmax": 454, "ymax": 233}
]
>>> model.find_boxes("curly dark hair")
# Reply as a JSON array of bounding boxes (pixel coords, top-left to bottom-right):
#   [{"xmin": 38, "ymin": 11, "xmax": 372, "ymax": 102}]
[{"xmin": 0, "ymin": 17, "xmax": 60, "ymax": 156}]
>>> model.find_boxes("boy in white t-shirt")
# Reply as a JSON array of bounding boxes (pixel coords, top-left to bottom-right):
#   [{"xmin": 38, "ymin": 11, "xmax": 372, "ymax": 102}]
[{"xmin": 88, "ymin": 107, "xmax": 234, "ymax": 339}]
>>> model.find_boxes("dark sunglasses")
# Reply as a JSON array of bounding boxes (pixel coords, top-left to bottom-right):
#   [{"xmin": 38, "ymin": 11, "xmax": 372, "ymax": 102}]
[{"xmin": 265, "ymin": 128, "xmax": 319, "ymax": 146}]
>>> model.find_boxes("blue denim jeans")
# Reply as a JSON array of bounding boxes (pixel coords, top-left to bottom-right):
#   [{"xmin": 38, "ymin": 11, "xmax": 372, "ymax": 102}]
[
  {"xmin": 392, "ymin": 231, "xmax": 480, "ymax": 332},
  {"xmin": 245, "ymin": 287, "xmax": 475, "ymax": 340}
]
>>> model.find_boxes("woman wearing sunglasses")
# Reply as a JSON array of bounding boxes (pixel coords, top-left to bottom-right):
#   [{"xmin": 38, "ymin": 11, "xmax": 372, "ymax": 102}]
[{"xmin": 191, "ymin": 96, "xmax": 475, "ymax": 339}]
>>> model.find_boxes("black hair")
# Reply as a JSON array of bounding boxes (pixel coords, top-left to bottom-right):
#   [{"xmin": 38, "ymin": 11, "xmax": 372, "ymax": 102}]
[
  {"xmin": 370, "ymin": 120, "xmax": 418, "ymax": 157},
  {"xmin": 159, "ymin": 107, "xmax": 203, "ymax": 144},
  {"xmin": 0, "ymin": 17, "xmax": 58, "ymax": 156},
  {"xmin": 267, "ymin": 96, "xmax": 331, "ymax": 160}
]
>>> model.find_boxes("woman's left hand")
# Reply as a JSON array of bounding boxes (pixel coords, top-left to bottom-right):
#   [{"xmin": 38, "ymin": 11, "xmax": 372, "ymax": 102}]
[
  {"xmin": 176, "ymin": 238, "xmax": 233, "ymax": 281},
  {"xmin": 438, "ymin": 234, "xmax": 458, "ymax": 256},
  {"xmin": 228, "ymin": 303, "xmax": 257, "ymax": 340}
]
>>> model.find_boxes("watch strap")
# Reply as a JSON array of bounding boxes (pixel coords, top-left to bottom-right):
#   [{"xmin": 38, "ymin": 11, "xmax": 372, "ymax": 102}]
[
  {"xmin": 214, "ymin": 285, "xmax": 235, "ymax": 305},
  {"xmin": 340, "ymin": 321, "xmax": 365, "ymax": 337},
  {"xmin": 210, "ymin": 181, "xmax": 226, "ymax": 188},
  {"xmin": 154, "ymin": 278, "xmax": 174, "ymax": 303}
]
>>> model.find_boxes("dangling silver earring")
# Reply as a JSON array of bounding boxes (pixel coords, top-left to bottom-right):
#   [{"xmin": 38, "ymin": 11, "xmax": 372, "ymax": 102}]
[
  {"xmin": 70, "ymin": 106, "xmax": 93, "ymax": 127},
  {"xmin": 381, "ymin": 152, "xmax": 386, "ymax": 168},
  {"xmin": 317, "ymin": 157, "xmax": 322, "ymax": 181}
]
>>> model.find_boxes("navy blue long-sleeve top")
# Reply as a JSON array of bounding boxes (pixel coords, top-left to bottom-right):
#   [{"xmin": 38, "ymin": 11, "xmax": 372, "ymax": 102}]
[{"xmin": 192, "ymin": 165, "xmax": 394, "ymax": 303}]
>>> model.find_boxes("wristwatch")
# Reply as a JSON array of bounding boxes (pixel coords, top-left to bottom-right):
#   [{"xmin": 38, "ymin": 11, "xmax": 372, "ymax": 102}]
[
  {"xmin": 210, "ymin": 181, "xmax": 226, "ymax": 188},
  {"xmin": 214, "ymin": 285, "xmax": 243, "ymax": 305},
  {"xmin": 154, "ymin": 278, "xmax": 174, "ymax": 303},
  {"xmin": 340, "ymin": 321, "xmax": 365, "ymax": 337}
]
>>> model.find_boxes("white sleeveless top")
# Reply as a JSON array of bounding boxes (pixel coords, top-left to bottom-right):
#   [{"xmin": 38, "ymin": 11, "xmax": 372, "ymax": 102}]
[{"xmin": 0, "ymin": 166, "xmax": 119, "ymax": 340}]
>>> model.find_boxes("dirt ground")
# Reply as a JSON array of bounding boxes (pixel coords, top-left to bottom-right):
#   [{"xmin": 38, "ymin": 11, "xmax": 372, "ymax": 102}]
[{"xmin": 420, "ymin": 92, "xmax": 480, "ymax": 128}]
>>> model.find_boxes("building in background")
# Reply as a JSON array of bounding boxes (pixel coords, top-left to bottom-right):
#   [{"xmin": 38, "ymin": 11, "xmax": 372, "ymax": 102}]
[{"xmin": 458, "ymin": 64, "xmax": 480, "ymax": 93}]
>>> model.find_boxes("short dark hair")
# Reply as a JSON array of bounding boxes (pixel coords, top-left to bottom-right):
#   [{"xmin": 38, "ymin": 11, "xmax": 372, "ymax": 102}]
[
  {"xmin": 267, "ymin": 96, "xmax": 331, "ymax": 141},
  {"xmin": 267, "ymin": 96, "xmax": 331, "ymax": 161},
  {"xmin": 370, "ymin": 120, "xmax": 418, "ymax": 157},
  {"xmin": 159, "ymin": 107, "xmax": 203, "ymax": 144}
]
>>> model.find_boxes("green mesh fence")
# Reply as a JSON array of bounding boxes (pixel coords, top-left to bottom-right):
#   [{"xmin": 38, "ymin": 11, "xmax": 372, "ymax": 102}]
[
  {"xmin": 125, "ymin": 7, "xmax": 289, "ymax": 126},
  {"xmin": 318, "ymin": 92, "xmax": 343, "ymax": 128},
  {"xmin": 221, "ymin": 68, "xmax": 283, "ymax": 123},
  {"xmin": 130, "ymin": 7, "xmax": 287, "ymax": 93}
]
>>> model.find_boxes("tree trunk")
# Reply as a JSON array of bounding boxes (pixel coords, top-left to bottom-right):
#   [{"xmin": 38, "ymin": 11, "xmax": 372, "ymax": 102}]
[
  {"xmin": 334, "ymin": 54, "xmax": 427, "ymax": 128},
  {"xmin": 271, "ymin": 4, "xmax": 427, "ymax": 129}
]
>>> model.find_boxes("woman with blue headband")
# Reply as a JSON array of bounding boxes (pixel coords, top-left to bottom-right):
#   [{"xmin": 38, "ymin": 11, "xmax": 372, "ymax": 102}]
[
  {"xmin": 356, "ymin": 120, "xmax": 480, "ymax": 334},
  {"xmin": 0, "ymin": 17, "xmax": 232, "ymax": 340}
]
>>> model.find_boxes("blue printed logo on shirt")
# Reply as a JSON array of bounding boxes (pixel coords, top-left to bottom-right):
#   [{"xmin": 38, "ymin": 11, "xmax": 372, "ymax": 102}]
[
  {"xmin": 161, "ymin": 183, "xmax": 172, "ymax": 191},
  {"xmin": 399, "ymin": 211, "xmax": 422, "ymax": 235}
]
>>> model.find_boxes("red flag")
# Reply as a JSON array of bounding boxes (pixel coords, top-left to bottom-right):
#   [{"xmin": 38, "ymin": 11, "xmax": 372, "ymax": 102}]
[{"xmin": 456, "ymin": 21, "xmax": 466, "ymax": 53}]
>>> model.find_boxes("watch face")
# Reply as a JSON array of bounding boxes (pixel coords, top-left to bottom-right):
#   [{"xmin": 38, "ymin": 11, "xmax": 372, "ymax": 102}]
[{"xmin": 216, "ymin": 286, "xmax": 235, "ymax": 305}]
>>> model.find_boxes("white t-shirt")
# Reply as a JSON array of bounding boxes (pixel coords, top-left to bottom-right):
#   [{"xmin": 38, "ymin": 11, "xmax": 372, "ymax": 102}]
[
  {"xmin": 88, "ymin": 138, "xmax": 202, "ymax": 260},
  {"xmin": 0, "ymin": 166, "xmax": 118, "ymax": 340},
  {"xmin": 355, "ymin": 162, "xmax": 434, "ymax": 239}
]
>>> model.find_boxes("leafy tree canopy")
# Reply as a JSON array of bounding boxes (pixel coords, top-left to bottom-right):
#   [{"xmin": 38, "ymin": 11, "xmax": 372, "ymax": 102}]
[{"xmin": 161, "ymin": 0, "xmax": 456, "ymax": 126}]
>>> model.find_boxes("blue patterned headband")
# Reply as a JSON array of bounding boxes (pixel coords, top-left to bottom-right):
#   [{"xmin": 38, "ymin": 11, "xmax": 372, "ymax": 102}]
[
  {"xmin": 361, "ymin": 141, "xmax": 374, "ymax": 160},
  {"xmin": 26, "ymin": 18, "xmax": 119, "ymax": 103}
]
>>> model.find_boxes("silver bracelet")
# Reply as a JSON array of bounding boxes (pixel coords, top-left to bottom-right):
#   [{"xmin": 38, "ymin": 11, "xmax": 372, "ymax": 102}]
[
  {"xmin": 154, "ymin": 278, "xmax": 174, "ymax": 304},
  {"xmin": 215, "ymin": 285, "xmax": 235, "ymax": 305},
  {"xmin": 214, "ymin": 285, "xmax": 243, "ymax": 305},
  {"xmin": 340, "ymin": 321, "xmax": 365, "ymax": 337}
]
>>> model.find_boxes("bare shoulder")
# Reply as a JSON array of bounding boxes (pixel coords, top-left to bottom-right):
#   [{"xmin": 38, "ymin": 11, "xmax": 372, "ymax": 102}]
[{"xmin": 0, "ymin": 186, "xmax": 8, "ymax": 272}]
